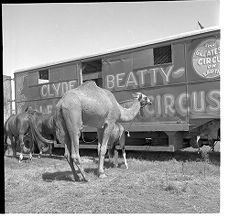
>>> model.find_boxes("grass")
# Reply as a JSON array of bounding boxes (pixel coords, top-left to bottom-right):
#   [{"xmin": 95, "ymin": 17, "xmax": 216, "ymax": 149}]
[{"xmin": 4, "ymin": 147, "xmax": 220, "ymax": 213}]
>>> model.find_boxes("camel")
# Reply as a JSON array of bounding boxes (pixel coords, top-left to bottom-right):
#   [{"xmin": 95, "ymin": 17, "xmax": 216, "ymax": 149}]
[
  {"xmin": 54, "ymin": 81, "xmax": 151, "ymax": 181},
  {"xmin": 98, "ymin": 122, "xmax": 128, "ymax": 169},
  {"xmin": 4, "ymin": 112, "xmax": 53, "ymax": 162}
]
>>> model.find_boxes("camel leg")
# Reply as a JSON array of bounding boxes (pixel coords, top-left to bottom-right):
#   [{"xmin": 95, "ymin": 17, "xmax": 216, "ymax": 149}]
[
  {"xmin": 38, "ymin": 150, "xmax": 42, "ymax": 158},
  {"xmin": 122, "ymin": 148, "xmax": 128, "ymax": 169},
  {"xmin": 208, "ymin": 135, "xmax": 215, "ymax": 152},
  {"xmin": 9, "ymin": 134, "xmax": 16, "ymax": 158},
  {"xmin": 65, "ymin": 145, "xmax": 80, "ymax": 181},
  {"xmin": 50, "ymin": 134, "xmax": 57, "ymax": 157},
  {"xmin": 108, "ymin": 145, "xmax": 115, "ymax": 166},
  {"xmin": 98, "ymin": 124, "xmax": 113, "ymax": 178},
  {"xmin": 18, "ymin": 134, "xmax": 24, "ymax": 163},
  {"xmin": 114, "ymin": 148, "xmax": 119, "ymax": 168},
  {"xmin": 196, "ymin": 135, "xmax": 201, "ymax": 154},
  {"xmin": 120, "ymin": 132, "xmax": 128, "ymax": 169},
  {"xmin": 97, "ymin": 128, "xmax": 104, "ymax": 157},
  {"xmin": 97, "ymin": 142, "xmax": 101, "ymax": 157},
  {"xmin": 62, "ymin": 107, "xmax": 87, "ymax": 182},
  {"xmin": 71, "ymin": 133, "xmax": 87, "ymax": 182},
  {"xmin": 29, "ymin": 139, "xmax": 34, "ymax": 161}
]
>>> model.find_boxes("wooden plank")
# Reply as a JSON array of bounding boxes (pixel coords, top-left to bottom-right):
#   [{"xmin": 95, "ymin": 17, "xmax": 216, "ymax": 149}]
[
  {"xmin": 54, "ymin": 142, "xmax": 174, "ymax": 152},
  {"xmin": 78, "ymin": 144, "xmax": 174, "ymax": 152}
]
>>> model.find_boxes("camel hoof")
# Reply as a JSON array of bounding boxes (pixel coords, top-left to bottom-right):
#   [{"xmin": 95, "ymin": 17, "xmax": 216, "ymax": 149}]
[
  {"xmin": 99, "ymin": 173, "xmax": 107, "ymax": 179},
  {"xmin": 83, "ymin": 178, "xmax": 88, "ymax": 182}
]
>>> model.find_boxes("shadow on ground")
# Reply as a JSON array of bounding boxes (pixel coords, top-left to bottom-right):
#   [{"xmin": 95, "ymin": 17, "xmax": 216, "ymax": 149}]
[{"xmin": 42, "ymin": 171, "xmax": 74, "ymax": 182}]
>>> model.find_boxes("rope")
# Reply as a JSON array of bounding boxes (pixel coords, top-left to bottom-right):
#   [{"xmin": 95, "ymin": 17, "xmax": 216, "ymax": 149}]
[{"xmin": 81, "ymin": 131, "xmax": 97, "ymax": 144}]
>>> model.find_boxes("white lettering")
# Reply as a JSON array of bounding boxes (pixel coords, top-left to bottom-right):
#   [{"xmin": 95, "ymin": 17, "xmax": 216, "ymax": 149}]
[
  {"xmin": 191, "ymin": 91, "xmax": 206, "ymax": 113},
  {"xmin": 40, "ymin": 85, "xmax": 48, "ymax": 97},
  {"xmin": 52, "ymin": 83, "xmax": 61, "ymax": 97},
  {"xmin": 106, "ymin": 75, "xmax": 115, "ymax": 89},
  {"xmin": 207, "ymin": 90, "xmax": 220, "ymax": 113},
  {"xmin": 68, "ymin": 80, "xmax": 77, "ymax": 90},
  {"xmin": 136, "ymin": 69, "xmax": 147, "ymax": 87},
  {"xmin": 61, "ymin": 82, "xmax": 68, "ymax": 95},
  {"xmin": 163, "ymin": 94, "xmax": 175, "ymax": 116},
  {"xmin": 116, "ymin": 73, "xmax": 125, "ymax": 88},
  {"xmin": 125, "ymin": 72, "xmax": 138, "ymax": 87},
  {"xmin": 159, "ymin": 66, "xmax": 173, "ymax": 84}
]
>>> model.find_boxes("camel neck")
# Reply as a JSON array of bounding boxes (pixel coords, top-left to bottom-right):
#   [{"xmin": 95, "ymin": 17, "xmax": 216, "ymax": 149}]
[{"xmin": 118, "ymin": 99, "xmax": 141, "ymax": 122}]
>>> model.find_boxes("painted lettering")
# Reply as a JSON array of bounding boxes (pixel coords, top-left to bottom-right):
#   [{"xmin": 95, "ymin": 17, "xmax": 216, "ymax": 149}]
[
  {"xmin": 159, "ymin": 66, "xmax": 173, "ymax": 84},
  {"xmin": 191, "ymin": 91, "xmax": 205, "ymax": 113},
  {"xmin": 175, "ymin": 93, "xmax": 189, "ymax": 116},
  {"xmin": 206, "ymin": 90, "xmax": 220, "ymax": 113},
  {"xmin": 40, "ymin": 85, "xmax": 48, "ymax": 98},
  {"xmin": 163, "ymin": 94, "xmax": 175, "ymax": 117},
  {"xmin": 105, "ymin": 66, "xmax": 184, "ymax": 91},
  {"xmin": 136, "ymin": 69, "xmax": 147, "ymax": 87},
  {"xmin": 68, "ymin": 80, "xmax": 77, "ymax": 90},
  {"xmin": 116, "ymin": 73, "xmax": 126, "ymax": 88},
  {"xmin": 47, "ymin": 105, "xmax": 53, "ymax": 114},
  {"xmin": 149, "ymin": 68, "xmax": 157, "ymax": 86},
  {"xmin": 106, "ymin": 75, "xmax": 115, "ymax": 89},
  {"xmin": 47, "ymin": 85, "xmax": 54, "ymax": 97},
  {"xmin": 52, "ymin": 83, "xmax": 61, "ymax": 97},
  {"xmin": 40, "ymin": 80, "xmax": 78, "ymax": 98},
  {"xmin": 141, "ymin": 89, "xmax": 219, "ymax": 119},
  {"xmin": 125, "ymin": 72, "xmax": 138, "ymax": 88}
]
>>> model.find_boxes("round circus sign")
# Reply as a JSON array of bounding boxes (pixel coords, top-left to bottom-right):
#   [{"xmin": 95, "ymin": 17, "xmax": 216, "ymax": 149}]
[{"xmin": 192, "ymin": 38, "xmax": 220, "ymax": 79}]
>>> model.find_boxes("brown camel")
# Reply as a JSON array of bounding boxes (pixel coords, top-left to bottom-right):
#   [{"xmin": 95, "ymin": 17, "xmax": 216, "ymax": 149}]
[
  {"xmin": 54, "ymin": 81, "xmax": 151, "ymax": 181},
  {"xmin": 4, "ymin": 112, "xmax": 53, "ymax": 162},
  {"xmin": 98, "ymin": 123, "xmax": 128, "ymax": 169}
]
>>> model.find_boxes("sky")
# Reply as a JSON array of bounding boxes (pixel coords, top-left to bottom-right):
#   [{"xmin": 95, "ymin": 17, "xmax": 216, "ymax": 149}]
[
  {"xmin": 2, "ymin": 1, "xmax": 220, "ymax": 108},
  {"xmin": 3, "ymin": 1, "xmax": 220, "ymax": 78}
]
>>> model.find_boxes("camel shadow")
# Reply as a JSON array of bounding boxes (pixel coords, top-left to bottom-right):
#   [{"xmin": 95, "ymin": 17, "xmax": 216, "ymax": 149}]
[{"xmin": 42, "ymin": 171, "xmax": 74, "ymax": 182}]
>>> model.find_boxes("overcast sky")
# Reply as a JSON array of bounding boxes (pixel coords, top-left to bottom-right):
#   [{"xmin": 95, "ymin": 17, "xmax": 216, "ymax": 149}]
[{"xmin": 3, "ymin": 1, "xmax": 220, "ymax": 78}]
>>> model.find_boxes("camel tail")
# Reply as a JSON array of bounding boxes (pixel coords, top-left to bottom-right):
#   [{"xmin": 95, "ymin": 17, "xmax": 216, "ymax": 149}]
[
  {"xmin": 54, "ymin": 106, "xmax": 67, "ymax": 146},
  {"xmin": 28, "ymin": 115, "xmax": 54, "ymax": 152}
]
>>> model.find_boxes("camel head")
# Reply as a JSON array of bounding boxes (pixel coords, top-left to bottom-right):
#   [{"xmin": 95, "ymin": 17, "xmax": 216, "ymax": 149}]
[{"xmin": 132, "ymin": 92, "xmax": 152, "ymax": 107}]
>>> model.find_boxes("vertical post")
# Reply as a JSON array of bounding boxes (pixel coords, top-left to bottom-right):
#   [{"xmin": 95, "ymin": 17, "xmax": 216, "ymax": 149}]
[
  {"xmin": 78, "ymin": 62, "xmax": 83, "ymax": 85},
  {"xmin": 14, "ymin": 76, "xmax": 17, "ymax": 114},
  {"xmin": 9, "ymin": 78, "xmax": 12, "ymax": 116}
]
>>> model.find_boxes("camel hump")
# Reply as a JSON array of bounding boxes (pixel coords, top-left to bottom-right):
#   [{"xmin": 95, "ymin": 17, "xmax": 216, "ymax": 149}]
[{"xmin": 80, "ymin": 80, "xmax": 97, "ymax": 88}]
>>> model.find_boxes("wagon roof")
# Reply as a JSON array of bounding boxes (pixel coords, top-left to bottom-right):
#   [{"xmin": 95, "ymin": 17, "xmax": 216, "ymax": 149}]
[{"xmin": 14, "ymin": 26, "xmax": 220, "ymax": 74}]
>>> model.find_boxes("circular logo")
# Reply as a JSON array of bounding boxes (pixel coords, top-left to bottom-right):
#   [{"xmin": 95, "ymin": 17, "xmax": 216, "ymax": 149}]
[{"xmin": 192, "ymin": 38, "xmax": 220, "ymax": 79}]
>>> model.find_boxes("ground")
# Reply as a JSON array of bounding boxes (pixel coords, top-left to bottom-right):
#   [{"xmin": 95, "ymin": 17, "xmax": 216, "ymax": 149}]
[{"xmin": 4, "ymin": 144, "xmax": 220, "ymax": 213}]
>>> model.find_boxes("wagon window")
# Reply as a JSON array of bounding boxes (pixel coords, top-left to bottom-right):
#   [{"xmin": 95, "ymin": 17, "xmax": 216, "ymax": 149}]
[
  {"xmin": 38, "ymin": 69, "xmax": 49, "ymax": 84},
  {"xmin": 153, "ymin": 45, "xmax": 172, "ymax": 65},
  {"xmin": 82, "ymin": 59, "xmax": 102, "ymax": 87}
]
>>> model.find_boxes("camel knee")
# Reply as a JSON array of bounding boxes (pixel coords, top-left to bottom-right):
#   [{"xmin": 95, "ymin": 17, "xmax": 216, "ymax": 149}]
[{"xmin": 71, "ymin": 154, "xmax": 81, "ymax": 164}]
